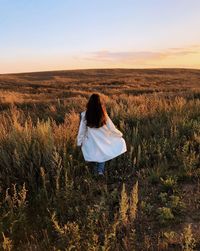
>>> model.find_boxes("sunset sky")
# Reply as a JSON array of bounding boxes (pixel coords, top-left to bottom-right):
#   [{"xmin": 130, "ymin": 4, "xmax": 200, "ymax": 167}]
[{"xmin": 0, "ymin": 0, "xmax": 200, "ymax": 73}]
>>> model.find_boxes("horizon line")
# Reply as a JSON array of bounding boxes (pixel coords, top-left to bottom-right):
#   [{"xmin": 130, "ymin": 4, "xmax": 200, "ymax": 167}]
[{"xmin": 1, "ymin": 66, "xmax": 200, "ymax": 75}]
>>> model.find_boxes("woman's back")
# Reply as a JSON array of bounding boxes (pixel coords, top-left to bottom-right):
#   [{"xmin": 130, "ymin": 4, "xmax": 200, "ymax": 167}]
[{"xmin": 77, "ymin": 111, "xmax": 127, "ymax": 162}]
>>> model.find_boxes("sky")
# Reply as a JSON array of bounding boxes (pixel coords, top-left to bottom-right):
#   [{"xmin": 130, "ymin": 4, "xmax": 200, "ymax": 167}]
[{"xmin": 0, "ymin": 0, "xmax": 200, "ymax": 73}]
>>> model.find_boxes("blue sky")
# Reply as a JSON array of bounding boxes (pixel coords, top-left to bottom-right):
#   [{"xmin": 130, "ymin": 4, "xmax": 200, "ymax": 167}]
[{"xmin": 0, "ymin": 0, "xmax": 200, "ymax": 73}]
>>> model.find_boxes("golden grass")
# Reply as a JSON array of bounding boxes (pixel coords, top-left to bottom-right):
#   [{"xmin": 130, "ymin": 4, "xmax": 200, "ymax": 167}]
[{"xmin": 0, "ymin": 69, "xmax": 199, "ymax": 250}]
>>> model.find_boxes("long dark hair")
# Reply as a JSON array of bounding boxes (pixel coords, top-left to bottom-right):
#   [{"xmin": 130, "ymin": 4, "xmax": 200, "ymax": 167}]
[{"xmin": 85, "ymin": 93, "xmax": 107, "ymax": 128}]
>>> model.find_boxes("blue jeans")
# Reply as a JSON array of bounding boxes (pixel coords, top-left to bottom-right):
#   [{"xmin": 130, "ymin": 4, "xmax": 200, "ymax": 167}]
[{"xmin": 95, "ymin": 162, "xmax": 105, "ymax": 174}]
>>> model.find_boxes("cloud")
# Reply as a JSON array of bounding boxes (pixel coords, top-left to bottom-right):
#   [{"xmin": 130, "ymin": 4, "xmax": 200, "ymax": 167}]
[
  {"xmin": 85, "ymin": 45, "xmax": 200, "ymax": 64},
  {"xmin": 167, "ymin": 45, "xmax": 200, "ymax": 56},
  {"xmin": 88, "ymin": 51, "xmax": 165, "ymax": 61}
]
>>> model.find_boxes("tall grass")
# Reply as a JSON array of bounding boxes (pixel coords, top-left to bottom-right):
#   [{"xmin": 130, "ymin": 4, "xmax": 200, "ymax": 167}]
[{"xmin": 0, "ymin": 70, "xmax": 200, "ymax": 250}]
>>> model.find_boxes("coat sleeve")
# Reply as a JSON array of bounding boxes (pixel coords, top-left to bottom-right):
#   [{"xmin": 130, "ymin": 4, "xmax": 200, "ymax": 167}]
[
  {"xmin": 106, "ymin": 115, "xmax": 123, "ymax": 137},
  {"xmin": 77, "ymin": 112, "xmax": 87, "ymax": 146}
]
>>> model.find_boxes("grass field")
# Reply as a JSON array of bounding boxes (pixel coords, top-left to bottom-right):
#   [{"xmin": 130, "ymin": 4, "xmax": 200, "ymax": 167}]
[{"xmin": 0, "ymin": 68, "xmax": 200, "ymax": 250}]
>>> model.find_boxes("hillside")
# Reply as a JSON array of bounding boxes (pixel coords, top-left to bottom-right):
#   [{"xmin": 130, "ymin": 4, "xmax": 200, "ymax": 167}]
[
  {"xmin": 0, "ymin": 69, "xmax": 199, "ymax": 104},
  {"xmin": 0, "ymin": 68, "xmax": 200, "ymax": 250}
]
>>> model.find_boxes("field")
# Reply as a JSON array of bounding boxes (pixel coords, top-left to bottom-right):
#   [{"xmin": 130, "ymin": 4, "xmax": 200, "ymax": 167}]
[{"xmin": 0, "ymin": 68, "xmax": 200, "ymax": 250}]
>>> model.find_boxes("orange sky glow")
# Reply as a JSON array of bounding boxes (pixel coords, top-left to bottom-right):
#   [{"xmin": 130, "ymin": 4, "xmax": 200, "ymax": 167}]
[{"xmin": 1, "ymin": 1, "xmax": 200, "ymax": 73}]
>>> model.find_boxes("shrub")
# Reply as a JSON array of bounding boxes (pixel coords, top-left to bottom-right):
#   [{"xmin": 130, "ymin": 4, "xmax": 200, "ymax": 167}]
[{"xmin": 157, "ymin": 207, "xmax": 175, "ymax": 225}]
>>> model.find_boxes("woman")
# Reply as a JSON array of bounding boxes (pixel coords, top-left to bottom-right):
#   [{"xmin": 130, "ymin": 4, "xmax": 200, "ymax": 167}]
[{"xmin": 77, "ymin": 93, "xmax": 127, "ymax": 175}]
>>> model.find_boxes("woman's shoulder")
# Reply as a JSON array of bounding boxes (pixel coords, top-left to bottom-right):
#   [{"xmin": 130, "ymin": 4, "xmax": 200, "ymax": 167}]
[
  {"xmin": 81, "ymin": 110, "xmax": 86, "ymax": 116},
  {"xmin": 80, "ymin": 110, "xmax": 86, "ymax": 119}
]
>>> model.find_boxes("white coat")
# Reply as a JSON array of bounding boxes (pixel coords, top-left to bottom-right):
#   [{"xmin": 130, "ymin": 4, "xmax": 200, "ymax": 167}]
[{"xmin": 77, "ymin": 111, "xmax": 127, "ymax": 162}]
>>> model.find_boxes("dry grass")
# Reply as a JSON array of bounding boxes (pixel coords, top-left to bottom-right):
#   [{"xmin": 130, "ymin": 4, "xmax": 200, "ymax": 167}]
[{"xmin": 0, "ymin": 68, "xmax": 199, "ymax": 250}]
